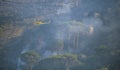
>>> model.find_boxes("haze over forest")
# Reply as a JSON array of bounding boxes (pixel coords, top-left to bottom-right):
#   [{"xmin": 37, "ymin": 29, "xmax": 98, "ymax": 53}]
[{"xmin": 0, "ymin": 0, "xmax": 120, "ymax": 70}]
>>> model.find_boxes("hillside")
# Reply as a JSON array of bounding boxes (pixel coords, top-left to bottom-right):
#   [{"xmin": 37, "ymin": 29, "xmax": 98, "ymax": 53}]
[{"xmin": 0, "ymin": 0, "xmax": 120, "ymax": 70}]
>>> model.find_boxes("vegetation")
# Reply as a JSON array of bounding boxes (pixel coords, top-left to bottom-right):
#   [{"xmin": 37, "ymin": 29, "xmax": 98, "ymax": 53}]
[
  {"xmin": 21, "ymin": 50, "xmax": 40, "ymax": 70},
  {"xmin": 99, "ymin": 67, "xmax": 109, "ymax": 70},
  {"xmin": 34, "ymin": 53, "xmax": 82, "ymax": 70},
  {"xmin": 0, "ymin": 0, "xmax": 120, "ymax": 70}
]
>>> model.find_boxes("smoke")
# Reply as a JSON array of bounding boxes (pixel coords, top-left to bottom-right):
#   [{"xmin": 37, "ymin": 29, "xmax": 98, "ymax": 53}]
[
  {"xmin": 14, "ymin": 0, "xmax": 119, "ymax": 70},
  {"xmin": 17, "ymin": 44, "xmax": 30, "ymax": 70},
  {"xmin": 56, "ymin": 3, "xmax": 72, "ymax": 15},
  {"xmin": 0, "ymin": 0, "xmax": 120, "ymax": 70}
]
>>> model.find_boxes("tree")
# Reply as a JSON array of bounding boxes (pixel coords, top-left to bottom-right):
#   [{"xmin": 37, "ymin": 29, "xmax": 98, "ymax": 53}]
[
  {"xmin": 21, "ymin": 50, "xmax": 40, "ymax": 70},
  {"xmin": 34, "ymin": 53, "xmax": 82, "ymax": 70},
  {"xmin": 99, "ymin": 67, "xmax": 109, "ymax": 70},
  {"xmin": 51, "ymin": 53, "xmax": 82, "ymax": 70}
]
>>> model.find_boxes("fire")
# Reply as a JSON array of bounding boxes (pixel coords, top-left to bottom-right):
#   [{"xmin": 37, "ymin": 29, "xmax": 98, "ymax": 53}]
[
  {"xmin": 89, "ymin": 25, "xmax": 94, "ymax": 34},
  {"xmin": 34, "ymin": 21, "xmax": 45, "ymax": 25}
]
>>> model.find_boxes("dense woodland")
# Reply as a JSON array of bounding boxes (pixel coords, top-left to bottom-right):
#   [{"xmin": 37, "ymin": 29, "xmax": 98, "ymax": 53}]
[{"xmin": 0, "ymin": 0, "xmax": 120, "ymax": 70}]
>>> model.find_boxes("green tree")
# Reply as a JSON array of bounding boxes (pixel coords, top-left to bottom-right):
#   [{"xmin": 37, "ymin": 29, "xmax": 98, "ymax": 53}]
[
  {"xmin": 21, "ymin": 50, "xmax": 40, "ymax": 70},
  {"xmin": 99, "ymin": 67, "xmax": 109, "ymax": 70},
  {"xmin": 51, "ymin": 53, "xmax": 82, "ymax": 70}
]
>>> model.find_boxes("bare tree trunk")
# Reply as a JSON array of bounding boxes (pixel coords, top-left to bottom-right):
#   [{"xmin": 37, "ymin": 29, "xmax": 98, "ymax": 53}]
[
  {"xmin": 75, "ymin": 0, "xmax": 79, "ymax": 6},
  {"xmin": 29, "ymin": 65, "xmax": 32, "ymax": 70},
  {"xmin": 73, "ymin": 35, "xmax": 76, "ymax": 48},
  {"xmin": 61, "ymin": 40, "xmax": 64, "ymax": 51},
  {"xmin": 76, "ymin": 32, "xmax": 79, "ymax": 48},
  {"xmin": 68, "ymin": 30, "xmax": 71, "ymax": 48},
  {"xmin": 56, "ymin": 40, "xmax": 64, "ymax": 53},
  {"xmin": 66, "ymin": 63, "xmax": 70, "ymax": 70}
]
